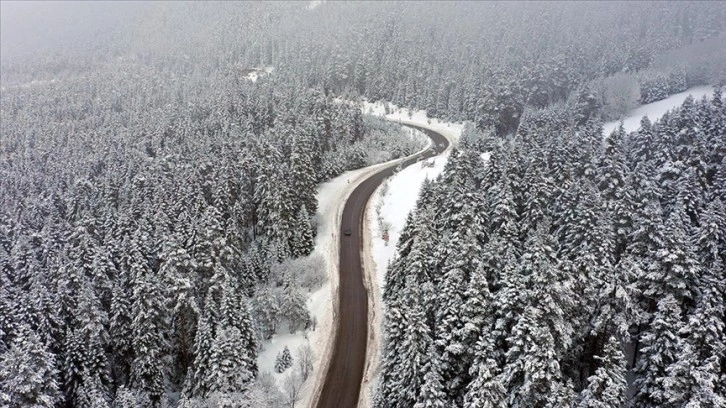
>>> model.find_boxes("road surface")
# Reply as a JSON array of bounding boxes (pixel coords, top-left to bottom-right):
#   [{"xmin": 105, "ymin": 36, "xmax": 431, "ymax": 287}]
[{"xmin": 315, "ymin": 124, "xmax": 450, "ymax": 408}]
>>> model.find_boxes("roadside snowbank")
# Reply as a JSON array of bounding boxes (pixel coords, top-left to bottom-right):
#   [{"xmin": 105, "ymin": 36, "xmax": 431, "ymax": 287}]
[{"xmin": 602, "ymin": 85, "xmax": 715, "ymax": 135}]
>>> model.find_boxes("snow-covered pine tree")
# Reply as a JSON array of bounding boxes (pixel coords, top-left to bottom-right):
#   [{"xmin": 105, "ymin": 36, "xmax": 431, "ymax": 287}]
[
  {"xmin": 633, "ymin": 294, "xmax": 685, "ymax": 408},
  {"xmin": 414, "ymin": 344, "xmax": 447, "ymax": 408},
  {"xmin": 280, "ymin": 275, "xmax": 310, "ymax": 333},
  {"xmin": 463, "ymin": 336, "xmax": 505, "ymax": 408},
  {"xmin": 290, "ymin": 133, "xmax": 319, "ymax": 217},
  {"xmin": 577, "ymin": 335, "xmax": 627, "ymax": 408},
  {"xmin": 186, "ymin": 313, "xmax": 213, "ymax": 399},
  {"xmin": 275, "ymin": 346, "xmax": 293, "ymax": 374},
  {"xmin": 63, "ymin": 281, "xmax": 111, "ymax": 408},
  {"xmin": 129, "ymin": 279, "xmax": 166, "ymax": 405},
  {"xmin": 205, "ymin": 327, "xmax": 254, "ymax": 394},
  {"xmin": 219, "ymin": 274, "xmax": 258, "ymax": 376},
  {"xmin": 109, "ymin": 278, "xmax": 133, "ymax": 389},
  {"xmin": 290, "ymin": 206, "xmax": 315, "ymax": 258},
  {"xmin": 377, "ymin": 276, "xmax": 433, "ymax": 408},
  {"xmin": 0, "ymin": 325, "xmax": 61, "ymax": 408}
]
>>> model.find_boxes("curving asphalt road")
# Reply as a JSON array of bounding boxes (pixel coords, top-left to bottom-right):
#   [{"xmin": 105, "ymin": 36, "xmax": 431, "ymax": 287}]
[{"xmin": 315, "ymin": 124, "xmax": 450, "ymax": 408}]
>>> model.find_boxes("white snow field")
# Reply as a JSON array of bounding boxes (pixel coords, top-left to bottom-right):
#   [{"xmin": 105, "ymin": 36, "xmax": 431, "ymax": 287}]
[
  {"xmin": 256, "ymin": 124, "xmax": 431, "ymax": 407},
  {"xmin": 602, "ymin": 84, "xmax": 716, "ymax": 135}
]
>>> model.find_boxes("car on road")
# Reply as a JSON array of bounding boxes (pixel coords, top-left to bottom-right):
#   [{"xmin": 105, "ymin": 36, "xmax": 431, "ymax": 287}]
[{"xmin": 344, "ymin": 228, "xmax": 352, "ymax": 236}]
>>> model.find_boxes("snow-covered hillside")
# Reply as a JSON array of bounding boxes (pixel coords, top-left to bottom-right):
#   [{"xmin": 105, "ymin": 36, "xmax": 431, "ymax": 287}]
[{"xmin": 602, "ymin": 85, "xmax": 716, "ymax": 135}]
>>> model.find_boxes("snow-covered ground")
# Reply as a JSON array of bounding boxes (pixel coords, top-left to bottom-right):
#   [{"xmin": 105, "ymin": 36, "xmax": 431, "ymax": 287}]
[
  {"xmin": 367, "ymin": 155, "xmax": 448, "ymax": 289},
  {"xmin": 602, "ymin": 85, "xmax": 716, "ymax": 135},
  {"xmin": 358, "ymin": 103, "xmax": 462, "ymax": 407}
]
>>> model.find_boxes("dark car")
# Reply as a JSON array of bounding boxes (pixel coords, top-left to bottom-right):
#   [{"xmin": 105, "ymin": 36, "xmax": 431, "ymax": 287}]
[{"xmin": 344, "ymin": 228, "xmax": 352, "ymax": 236}]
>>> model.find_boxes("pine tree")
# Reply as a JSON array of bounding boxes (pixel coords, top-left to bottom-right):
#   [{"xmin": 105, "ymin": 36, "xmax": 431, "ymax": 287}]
[
  {"xmin": 644, "ymin": 204, "xmax": 700, "ymax": 304},
  {"xmin": 187, "ymin": 313, "xmax": 214, "ymax": 398},
  {"xmin": 578, "ymin": 335, "xmax": 627, "ymax": 408},
  {"xmin": 0, "ymin": 326, "xmax": 61, "ymax": 408},
  {"xmin": 433, "ymin": 267, "xmax": 468, "ymax": 401},
  {"xmin": 460, "ymin": 263, "xmax": 492, "ymax": 351},
  {"xmin": 663, "ymin": 341, "xmax": 724, "ymax": 407},
  {"xmin": 219, "ymin": 274, "xmax": 258, "ymax": 376},
  {"xmin": 377, "ymin": 276, "xmax": 432, "ymax": 408},
  {"xmin": 463, "ymin": 337, "xmax": 505, "ymax": 408},
  {"xmin": 275, "ymin": 346, "xmax": 293, "ymax": 374},
  {"xmin": 109, "ymin": 279, "xmax": 133, "ymax": 388},
  {"xmin": 414, "ymin": 345, "xmax": 447, "ymax": 408},
  {"xmin": 290, "ymin": 206, "xmax": 315, "ymax": 258},
  {"xmin": 384, "ymin": 208, "xmax": 436, "ymax": 303},
  {"xmin": 290, "ymin": 134, "xmax": 319, "ymax": 216},
  {"xmin": 633, "ymin": 295, "xmax": 685, "ymax": 408},
  {"xmin": 664, "ymin": 268, "xmax": 726, "ymax": 407},
  {"xmin": 205, "ymin": 327, "xmax": 254, "ymax": 394},
  {"xmin": 63, "ymin": 281, "xmax": 111, "ymax": 408},
  {"xmin": 500, "ymin": 305, "xmax": 566, "ymax": 407},
  {"xmin": 129, "ymin": 279, "xmax": 166, "ymax": 404},
  {"xmin": 280, "ymin": 276, "xmax": 310, "ymax": 333}
]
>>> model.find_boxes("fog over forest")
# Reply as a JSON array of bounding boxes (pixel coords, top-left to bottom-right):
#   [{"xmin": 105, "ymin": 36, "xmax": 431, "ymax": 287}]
[{"xmin": 1, "ymin": 2, "xmax": 725, "ymax": 408}]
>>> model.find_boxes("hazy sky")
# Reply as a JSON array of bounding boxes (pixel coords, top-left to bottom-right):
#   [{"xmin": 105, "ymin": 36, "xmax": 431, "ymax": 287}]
[{"xmin": 0, "ymin": 1, "xmax": 148, "ymax": 63}]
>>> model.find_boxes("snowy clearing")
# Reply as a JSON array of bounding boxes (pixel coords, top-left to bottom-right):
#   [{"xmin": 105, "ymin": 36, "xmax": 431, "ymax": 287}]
[{"xmin": 602, "ymin": 84, "xmax": 716, "ymax": 135}]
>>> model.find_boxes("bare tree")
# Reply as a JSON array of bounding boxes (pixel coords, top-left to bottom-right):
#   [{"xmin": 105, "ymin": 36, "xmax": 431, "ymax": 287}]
[
  {"xmin": 296, "ymin": 343, "xmax": 315, "ymax": 381},
  {"xmin": 281, "ymin": 369, "xmax": 304, "ymax": 408}
]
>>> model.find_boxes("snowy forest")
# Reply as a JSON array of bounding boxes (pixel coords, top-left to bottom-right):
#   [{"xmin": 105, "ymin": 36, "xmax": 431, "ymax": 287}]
[
  {"xmin": 0, "ymin": 60, "xmax": 423, "ymax": 406},
  {"xmin": 377, "ymin": 90, "xmax": 726, "ymax": 407},
  {"xmin": 1, "ymin": 1, "xmax": 726, "ymax": 407}
]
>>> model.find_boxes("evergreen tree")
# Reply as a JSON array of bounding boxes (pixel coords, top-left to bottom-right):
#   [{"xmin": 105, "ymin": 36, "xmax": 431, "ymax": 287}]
[
  {"xmin": 500, "ymin": 305, "xmax": 566, "ymax": 407},
  {"xmin": 414, "ymin": 345, "xmax": 447, "ymax": 408},
  {"xmin": 0, "ymin": 326, "xmax": 61, "ymax": 408},
  {"xmin": 633, "ymin": 295, "xmax": 685, "ymax": 408},
  {"xmin": 187, "ymin": 313, "xmax": 214, "ymax": 398},
  {"xmin": 219, "ymin": 276, "xmax": 258, "ymax": 376},
  {"xmin": 205, "ymin": 327, "xmax": 254, "ymax": 394},
  {"xmin": 377, "ymin": 276, "xmax": 432, "ymax": 408},
  {"xmin": 290, "ymin": 134, "xmax": 319, "ymax": 216},
  {"xmin": 577, "ymin": 335, "xmax": 627, "ymax": 408},
  {"xmin": 275, "ymin": 346, "xmax": 293, "ymax": 374},
  {"xmin": 290, "ymin": 206, "xmax": 315, "ymax": 258},
  {"xmin": 463, "ymin": 337, "xmax": 505, "ymax": 408},
  {"xmin": 280, "ymin": 276, "xmax": 310, "ymax": 333},
  {"xmin": 63, "ymin": 282, "xmax": 111, "ymax": 407},
  {"xmin": 129, "ymin": 279, "xmax": 166, "ymax": 404}
]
